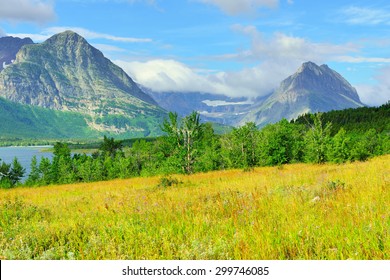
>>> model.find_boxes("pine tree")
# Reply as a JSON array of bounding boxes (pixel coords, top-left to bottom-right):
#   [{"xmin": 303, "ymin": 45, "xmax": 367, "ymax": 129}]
[{"xmin": 26, "ymin": 155, "xmax": 40, "ymax": 186}]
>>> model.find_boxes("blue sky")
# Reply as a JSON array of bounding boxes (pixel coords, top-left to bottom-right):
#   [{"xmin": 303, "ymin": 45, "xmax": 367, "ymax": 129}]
[{"xmin": 1, "ymin": 0, "xmax": 390, "ymax": 105}]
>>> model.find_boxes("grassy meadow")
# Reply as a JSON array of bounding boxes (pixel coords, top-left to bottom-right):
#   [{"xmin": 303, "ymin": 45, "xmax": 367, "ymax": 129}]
[{"xmin": 0, "ymin": 155, "xmax": 389, "ymax": 260}]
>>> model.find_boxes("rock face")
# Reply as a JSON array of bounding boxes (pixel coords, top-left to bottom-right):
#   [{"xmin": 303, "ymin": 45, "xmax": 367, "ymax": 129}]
[
  {"xmin": 0, "ymin": 31, "xmax": 159, "ymax": 116},
  {"xmin": 0, "ymin": 36, "xmax": 33, "ymax": 71},
  {"xmin": 239, "ymin": 62, "xmax": 365, "ymax": 127}
]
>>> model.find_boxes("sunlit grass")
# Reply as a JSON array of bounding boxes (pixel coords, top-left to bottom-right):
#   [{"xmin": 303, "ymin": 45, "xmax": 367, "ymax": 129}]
[{"xmin": 0, "ymin": 155, "xmax": 389, "ymax": 260}]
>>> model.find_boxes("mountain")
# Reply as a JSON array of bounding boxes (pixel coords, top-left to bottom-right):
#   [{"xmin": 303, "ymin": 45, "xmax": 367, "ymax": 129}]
[
  {"xmin": 239, "ymin": 62, "xmax": 365, "ymax": 127},
  {"xmin": 0, "ymin": 36, "xmax": 33, "ymax": 71},
  {"xmin": 143, "ymin": 87, "xmax": 269, "ymax": 126},
  {"xmin": 0, "ymin": 31, "xmax": 166, "ymax": 138}
]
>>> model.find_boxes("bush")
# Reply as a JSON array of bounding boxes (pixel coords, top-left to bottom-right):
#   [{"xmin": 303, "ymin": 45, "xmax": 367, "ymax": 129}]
[{"xmin": 157, "ymin": 176, "xmax": 181, "ymax": 188}]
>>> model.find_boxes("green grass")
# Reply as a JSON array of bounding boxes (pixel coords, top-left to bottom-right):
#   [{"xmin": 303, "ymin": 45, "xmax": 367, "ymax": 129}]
[{"xmin": 0, "ymin": 155, "xmax": 389, "ymax": 260}]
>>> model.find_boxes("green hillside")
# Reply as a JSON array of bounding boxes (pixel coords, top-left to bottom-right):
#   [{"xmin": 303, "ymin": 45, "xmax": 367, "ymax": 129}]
[{"xmin": 0, "ymin": 97, "xmax": 164, "ymax": 141}]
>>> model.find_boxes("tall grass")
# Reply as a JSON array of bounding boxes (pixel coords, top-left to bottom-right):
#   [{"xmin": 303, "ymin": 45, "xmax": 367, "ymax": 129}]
[{"xmin": 0, "ymin": 155, "xmax": 389, "ymax": 260}]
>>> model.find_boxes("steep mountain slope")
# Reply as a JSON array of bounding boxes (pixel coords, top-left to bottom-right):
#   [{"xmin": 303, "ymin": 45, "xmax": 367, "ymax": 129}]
[
  {"xmin": 0, "ymin": 97, "xmax": 163, "ymax": 139},
  {"xmin": 0, "ymin": 36, "xmax": 33, "ymax": 71},
  {"xmin": 0, "ymin": 31, "xmax": 166, "ymax": 137},
  {"xmin": 239, "ymin": 62, "xmax": 365, "ymax": 127}
]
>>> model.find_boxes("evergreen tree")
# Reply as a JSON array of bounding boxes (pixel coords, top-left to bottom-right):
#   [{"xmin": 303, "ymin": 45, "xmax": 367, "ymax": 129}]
[
  {"xmin": 0, "ymin": 159, "xmax": 12, "ymax": 188},
  {"xmin": 99, "ymin": 136, "xmax": 123, "ymax": 158},
  {"xmin": 38, "ymin": 157, "xmax": 52, "ymax": 186},
  {"xmin": 26, "ymin": 155, "xmax": 40, "ymax": 186}
]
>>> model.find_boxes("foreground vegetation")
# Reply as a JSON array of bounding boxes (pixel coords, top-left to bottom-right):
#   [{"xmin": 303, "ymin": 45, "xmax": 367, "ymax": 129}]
[{"xmin": 0, "ymin": 155, "xmax": 389, "ymax": 259}]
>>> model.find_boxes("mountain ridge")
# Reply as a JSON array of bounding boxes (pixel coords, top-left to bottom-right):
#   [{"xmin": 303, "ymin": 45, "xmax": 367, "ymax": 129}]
[{"xmin": 238, "ymin": 61, "xmax": 365, "ymax": 127}]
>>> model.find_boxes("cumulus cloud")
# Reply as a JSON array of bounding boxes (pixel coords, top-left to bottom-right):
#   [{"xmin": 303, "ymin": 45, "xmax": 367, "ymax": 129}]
[
  {"xmin": 356, "ymin": 66, "xmax": 390, "ymax": 106},
  {"xmin": 114, "ymin": 59, "xmax": 240, "ymax": 96},
  {"xmin": 196, "ymin": 0, "xmax": 278, "ymax": 15},
  {"xmin": 0, "ymin": 0, "xmax": 55, "ymax": 24},
  {"xmin": 114, "ymin": 25, "xmax": 365, "ymax": 99},
  {"xmin": 228, "ymin": 24, "xmax": 358, "ymax": 63}
]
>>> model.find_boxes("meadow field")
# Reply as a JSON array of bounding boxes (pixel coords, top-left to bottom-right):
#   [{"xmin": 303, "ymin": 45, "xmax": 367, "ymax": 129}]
[{"xmin": 0, "ymin": 155, "xmax": 389, "ymax": 260}]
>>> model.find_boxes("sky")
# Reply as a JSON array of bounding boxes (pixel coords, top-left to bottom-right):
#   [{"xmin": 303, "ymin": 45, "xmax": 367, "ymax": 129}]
[{"xmin": 0, "ymin": 0, "xmax": 390, "ymax": 106}]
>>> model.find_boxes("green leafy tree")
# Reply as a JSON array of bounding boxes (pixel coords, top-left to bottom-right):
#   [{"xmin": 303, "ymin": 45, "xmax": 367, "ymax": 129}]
[
  {"xmin": 351, "ymin": 128, "xmax": 382, "ymax": 161},
  {"xmin": 221, "ymin": 122, "xmax": 259, "ymax": 169},
  {"xmin": 327, "ymin": 128, "xmax": 351, "ymax": 163},
  {"xmin": 196, "ymin": 123, "xmax": 222, "ymax": 172},
  {"xmin": 304, "ymin": 114, "xmax": 332, "ymax": 163},
  {"xmin": 259, "ymin": 119, "xmax": 304, "ymax": 166},
  {"xmin": 161, "ymin": 111, "xmax": 204, "ymax": 174}
]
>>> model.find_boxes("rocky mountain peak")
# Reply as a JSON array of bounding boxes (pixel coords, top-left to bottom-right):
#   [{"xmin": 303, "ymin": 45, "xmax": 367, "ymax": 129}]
[
  {"xmin": 0, "ymin": 30, "xmax": 160, "ymax": 116},
  {"xmin": 0, "ymin": 36, "xmax": 34, "ymax": 71},
  {"xmin": 238, "ymin": 61, "xmax": 365, "ymax": 127},
  {"xmin": 297, "ymin": 61, "xmax": 322, "ymax": 75},
  {"xmin": 44, "ymin": 30, "xmax": 89, "ymax": 49}
]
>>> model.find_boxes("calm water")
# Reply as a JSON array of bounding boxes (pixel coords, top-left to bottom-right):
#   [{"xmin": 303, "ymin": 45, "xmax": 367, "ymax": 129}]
[{"xmin": 0, "ymin": 146, "xmax": 53, "ymax": 180}]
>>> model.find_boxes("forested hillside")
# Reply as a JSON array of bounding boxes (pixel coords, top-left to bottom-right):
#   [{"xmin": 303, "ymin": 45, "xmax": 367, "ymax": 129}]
[{"xmin": 292, "ymin": 102, "xmax": 390, "ymax": 134}]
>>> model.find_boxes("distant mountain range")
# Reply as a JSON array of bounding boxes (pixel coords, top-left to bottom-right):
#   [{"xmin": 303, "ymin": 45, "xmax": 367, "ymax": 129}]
[
  {"xmin": 144, "ymin": 61, "xmax": 365, "ymax": 127},
  {"xmin": 0, "ymin": 31, "xmax": 166, "ymax": 139},
  {"xmin": 0, "ymin": 31, "xmax": 368, "ymax": 140}
]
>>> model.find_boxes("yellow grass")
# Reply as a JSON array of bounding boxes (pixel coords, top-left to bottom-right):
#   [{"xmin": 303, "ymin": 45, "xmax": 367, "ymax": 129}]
[{"xmin": 0, "ymin": 155, "xmax": 389, "ymax": 260}]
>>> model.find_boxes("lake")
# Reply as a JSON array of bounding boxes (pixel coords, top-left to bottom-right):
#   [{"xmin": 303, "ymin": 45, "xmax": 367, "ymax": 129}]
[{"xmin": 0, "ymin": 146, "xmax": 53, "ymax": 180}]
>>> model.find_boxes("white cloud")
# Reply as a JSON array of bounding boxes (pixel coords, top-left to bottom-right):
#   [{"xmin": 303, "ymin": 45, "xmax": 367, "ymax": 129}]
[
  {"xmin": 341, "ymin": 6, "xmax": 390, "ymax": 25},
  {"xmin": 0, "ymin": 0, "xmax": 55, "ymax": 24},
  {"xmin": 114, "ymin": 59, "xmax": 242, "ymax": 96},
  {"xmin": 8, "ymin": 26, "xmax": 153, "ymax": 43},
  {"xmin": 114, "ymin": 58, "xmax": 295, "ymax": 98},
  {"xmin": 228, "ymin": 24, "xmax": 358, "ymax": 63},
  {"xmin": 356, "ymin": 66, "xmax": 390, "ymax": 106},
  {"xmin": 113, "ymin": 25, "xmax": 366, "ymax": 99},
  {"xmin": 196, "ymin": 0, "xmax": 278, "ymax": 15},
  {"xmin": 0, "ymin": 28, "xmax": 5, "ymax": 37}
]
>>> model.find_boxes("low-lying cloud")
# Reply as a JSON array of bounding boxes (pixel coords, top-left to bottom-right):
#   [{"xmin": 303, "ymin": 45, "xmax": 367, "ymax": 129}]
[{"xmin": 356, "ymin": 66, "xmax": 390, "ymax": 106}]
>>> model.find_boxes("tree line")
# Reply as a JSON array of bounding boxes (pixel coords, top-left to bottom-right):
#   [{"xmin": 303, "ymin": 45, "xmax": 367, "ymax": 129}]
[{"xmin": 1, "ymin": 109, "xmax": 389, "ymax": 188}]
